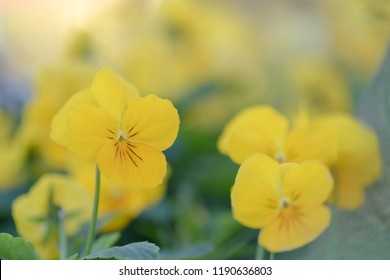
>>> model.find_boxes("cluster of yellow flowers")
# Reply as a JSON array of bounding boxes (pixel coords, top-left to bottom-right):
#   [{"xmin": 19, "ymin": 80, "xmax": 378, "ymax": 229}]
[
  {"xmin": 218, "ymin": 106, "xmax": 382, "ymax": 252},
  {"xmin": 10, "ymin": 68, "xmax": 179, "ymax": 259},
  {"xmin": 0, "ymin": 0, "xmax": 387, "ymax": 259}
]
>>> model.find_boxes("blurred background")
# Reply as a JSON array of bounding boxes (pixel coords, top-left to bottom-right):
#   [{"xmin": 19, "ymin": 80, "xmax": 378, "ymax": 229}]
[{"xmin": 1, "ymin": 0, "xmax": 390, "ymax": 259}]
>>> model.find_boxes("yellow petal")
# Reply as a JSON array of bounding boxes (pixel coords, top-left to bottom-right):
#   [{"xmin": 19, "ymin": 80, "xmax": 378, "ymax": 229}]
[
  {"xmin": 259, "ymin": 203, "xmax": 331, "ymax": 252},
  {"xmin": 313, "ymin": 114, "xmax": 382, "ymax": 202},
  {"xmin": 121, "ymin": 94, "xmax": 179, "ymax": 151},
  {"xmin": 231, "ymin": 153, "xmax": 281, "ymax": 228},
  {"xmin": 336, "ymin": 129, "xmax": 382, "ymax": 187},
  {"xmin": 218, "ymin": 106, "xmax": 288, "ymax": 164},
  {"xmin": 281, "ymin": 161, "xmax": 333, "ymax": 204},
  {"xmin": 91, "ymin": 68, "xmax": 140, "ymax": 120},
  {"xmin": 50, "ymin": 88, "xmax": 98, "ymax": 146},
  {"xmin": 65, "ymin": 105, "xmax": 119, "ymax": 161},
  {"xmin": 12, "ymin": 173, "xmax": 92, "ymax": 258},
  {"xmin": 330, "ymin": 173, "xmax": 365, "ymax": 210},
  {"xmin": 97, "ymin": 140, "xmax": 167, "ymax": 188},
  {"xmin": 284, "ymin": 129, "xmax": 337, "ymax": 166}
]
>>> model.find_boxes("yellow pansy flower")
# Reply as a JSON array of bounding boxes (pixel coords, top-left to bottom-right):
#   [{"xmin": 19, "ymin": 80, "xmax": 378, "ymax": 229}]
[
  {"xmin": 218, "ymin": 105, "xmax": 337, "ymax": 166},
  {"xmin": 312, "ymin": 114, "xmax": 382, "ymax": 210},
  {"xmin": 51, "ymin": 68, "xmax": 179, "ymax": 188},
  {"xmin": 231, "ymin": 153, "xmax": 333, "ymax": 252},
  {"xmin": 12, "ymin": 174, "xmax": 92, "ymax": 259}
]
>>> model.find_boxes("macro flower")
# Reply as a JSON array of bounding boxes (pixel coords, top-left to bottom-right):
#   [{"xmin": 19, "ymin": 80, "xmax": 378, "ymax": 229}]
[
  {"xmin": 231, "ymin": 153, "xmax": 333, "ymax": 252},
  {"xmin": 50, "ymin": 68, "xmax": 179, "ymax": 188},
  {"xmin": 12, "ymin": 174, "xmax": 92, "ymax": 259},
  {"xmin": 218, "ymin": 105, "xmax": 337, "ymax": 166},
  {"xmin": 312, "ymin": 114, "xmax": 382, "ymax": 209}
]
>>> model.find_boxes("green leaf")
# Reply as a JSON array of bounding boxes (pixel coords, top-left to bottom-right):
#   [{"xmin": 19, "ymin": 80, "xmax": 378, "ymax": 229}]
[
  {"xmin": 160, "ymin": 243, "xmax": 213, "ymax": 260},
  {"xmin": 68, "ymin": 253, "xmax": 79, "ymax": 260},
  {"xmin": 83, "ymin": 241, "xmax": 159, "ymax": 260},
  {"xmin": 0, "ymin": 233, "xmax": 40, "ymax": 260},
  {"xmin": 91, "ymin": 232, "xmax": 121, "ymax": 253}
]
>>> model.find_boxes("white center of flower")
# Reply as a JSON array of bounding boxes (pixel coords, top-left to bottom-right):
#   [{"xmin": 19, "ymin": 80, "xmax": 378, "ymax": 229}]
[
  {"xmin": 279, "ymin": 197, "xmax": 290, "ymax": 209},
  {"xmin": 117, "ymin": 130, "xmax": 127, "ymax": 141}
]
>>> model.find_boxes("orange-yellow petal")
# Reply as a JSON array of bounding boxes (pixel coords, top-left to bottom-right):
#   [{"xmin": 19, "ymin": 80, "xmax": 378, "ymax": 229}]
[
  {"xmin": 65, "ymin": 105, "xmax": 119, "ymax": 161},
  {"xmin": 281, "ymin": 161, "xmax": 333, "ymax": 204},
  {"xmin": 50, "ymin": 88, "xmax": 98, "ymax": 146},
  {"xmin": 218, "ymin": 106, "xmax": 288, "ymax": 164},
  {"xmin": 121, "ymin": 94, "xmax": 179, "ymax": 151},
  {"xmin": 97, "ymin": 140, "xmax": 167, "ymax": 188},
  {"xmin": 91, "ymin": 68, "xmax": 140, "ymax": 120},
  {"xmin": 231, "ymin": 153, "xmax": 281, "ymax": 228},
  {"xmin": 259, "ymin": 203, "xmax": 331, "ymax": 252}
]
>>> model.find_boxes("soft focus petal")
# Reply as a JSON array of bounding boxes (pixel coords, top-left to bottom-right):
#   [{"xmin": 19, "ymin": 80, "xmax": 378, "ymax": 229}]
[
  {"xmin": 12, "ymin": 174, "xmax": 91, "ymax": 259},
  {"xmin": 121, "ymin": 94, "xmax": 180, "ymax": 150},
  {"xmin": 66, "ymin": 154, "xmax": 168, "ymax": 231},
  {"xmin": 336, "ymin": 129, "xmax": 382, "ymax": 187},
  {"xmin": 218, "ymin": 106, "xmax": 288, "ymax": 164},
  {"xmin": 50, "ymin": 88, "xmax": 98, "ymax": 146},
  {"xmin": 65, "ymin": 105, "xmax": 119, "ymax": 161},
  {"xmin": 91, "ymin": 68, "xmax": 140, "ymax": 120},
  {"xmin": 281, "ymin": 161, "xmax": 333, "ymax": 204},
  {"xmin": 231, "ymin": 153, "xmax": 281, "ymax": 228},
  {"xmin": 259, "ymin": 203, "xmax": 331, "ymax": 252},
  {"xmin": 312, "ymin": 114, "xmax": 382, "ymax": 209},
  {"xmin": 284, "ymin": 129, "xmax": 337, "ymax": 166},
  {"xmin": 97, "ymin": 140, "xmax": 167, "ymax": 188},
  {"xmin": 330, "ymin": 173, "xmax": 365, "ymax": 210}
]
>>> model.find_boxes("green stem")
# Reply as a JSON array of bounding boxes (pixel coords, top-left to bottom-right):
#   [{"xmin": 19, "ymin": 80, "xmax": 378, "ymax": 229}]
[
  {"xmin": 269, "ymin": 251, "xmax": 275, "ymax": 260},
  {"xmin": 255, "ymin": 243, "xmax": 265, "ymax": 260},
  {"xmin": 58, "ymin": 208, "xmax": 67, "ymax": 260},
  {"xmin": 84, "ymin": 165, "xmax": 101, "ymax": 257}
]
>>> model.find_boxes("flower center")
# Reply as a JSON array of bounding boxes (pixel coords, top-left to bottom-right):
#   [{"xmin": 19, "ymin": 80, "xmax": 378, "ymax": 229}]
[
  {"xmin": 279, "ymin": 197, "xmax": 290, "ymax": 209},
  {"xmin": 118, "ymin": 130, "xmax": 127, "ymax": 142}
]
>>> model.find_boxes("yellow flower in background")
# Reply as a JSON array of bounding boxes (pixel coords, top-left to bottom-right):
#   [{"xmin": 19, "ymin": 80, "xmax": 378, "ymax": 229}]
[
  {"xmin": 312, "ymin": 114, "xmax": 382, "ymax": 210},
  {"xmin": 0, "ymin": 110, "xmax": 27, "ymax": 189},
  {"xmin": 0, "ymin": 62, "xmax": 96, "ymax": 189},
  {"xmin": 286, "ymin": 58, "xmax": 351, "ymax": 115},
  {"xmin": 231, "ymin": 153, "xmax": 333, "ymax": 252},
  {"xmin": 51, "ymin": 68, "xmax": 179, "ymax": 188},
  {"xmin": 0, "ymin": 137, "xmax": 29, "ymax": 189},
  {"xmin": 67, "ymin": 155, "xmax": 167, "ymax": 232},
  {"xmin": 20, "ymin": 62, "xmax": 97, "ymax": 169},
  {"xmin": 12, "ymin": 174, "xmax": 92, "ymax": 259},
  {"xmin": 321, "ymin": 0, "xmax": 390, "ymax": 77},
  {"xmin": 218, "ymin": 106, "xmax": 337, "ymax": 166}
]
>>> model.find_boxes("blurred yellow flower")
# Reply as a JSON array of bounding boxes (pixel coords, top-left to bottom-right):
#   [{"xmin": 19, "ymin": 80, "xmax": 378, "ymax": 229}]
[
  {"xmin": 67, "ymin": 155, "xmax": 167, "ymax": 232},
  {"xmin": 218, "ymin": 105, "xmax": 337, "ymax": 166},
  {"xmin": 12, "ymin": 174, "xmax": 92, "ymax": 259},
  {"xmin": 286, "ymin": 58, "xmax": 351, "ymax": 115},
  {"xmin": 231, "ymin": 153, "xmax": 333, "ymax": 252},
  {"xmin": 0, "ymin": 62, "xmax": 96, "ymax": 188},
  {"xmin": 322, "ymin": 0, "xmax": 390, "ymax": 77},
  {"xmin": 0, "ymin": 110, "xmax": 27, "ymax": 189},
  {"xmin": 51, "ymin": 68, "xmax": 179, "ymax": 188},
  {"xmin": 312, "ymin": 114, "xmax": 382, "ymax": 210}
]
